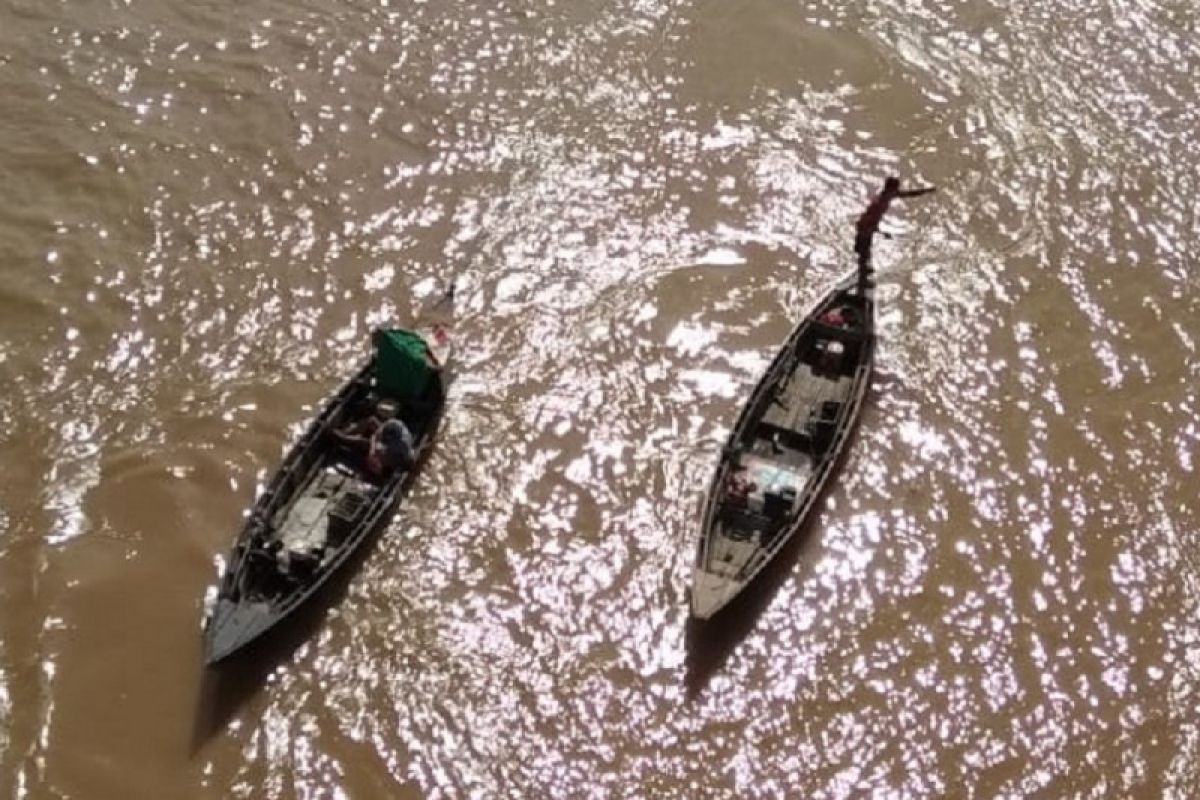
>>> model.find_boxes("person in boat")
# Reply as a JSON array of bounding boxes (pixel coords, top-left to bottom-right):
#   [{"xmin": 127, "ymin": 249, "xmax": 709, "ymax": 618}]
[
  {"xmin": 854, "ymin": 176, "xmax": 936, "ymax": 291},
  {"xmin": 818, "ymin": 306, "xmax": 846, "ymax": 327},
  {"xmin": 369, "ymin": 415, "xmax": 415, "ymax": 475},
  {"xmin": 330, "ymin": 398, "xmax": 415, "ymax": 478},
  {"xmin": 726, "ymin": 465, "xmax": 757, "ymax": 506},
  {"xmin": 818, "ymin": 304, "xmax": 861, "ymax": 329}
]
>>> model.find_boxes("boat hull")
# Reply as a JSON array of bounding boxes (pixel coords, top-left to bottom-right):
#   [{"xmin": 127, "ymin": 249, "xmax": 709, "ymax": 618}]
[
  {"xmin": 203, "ymin": 298, "xmax": 455, "ymax": 664},
  {"xmin": 691, "ymin": 273, "xmax": 875, "ymax": 619}
]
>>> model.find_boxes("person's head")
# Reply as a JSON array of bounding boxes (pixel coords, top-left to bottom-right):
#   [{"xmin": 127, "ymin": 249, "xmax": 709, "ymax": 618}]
[{"xmin": 883, "ymin": 176, "xmax": 901, "ymax": 195}]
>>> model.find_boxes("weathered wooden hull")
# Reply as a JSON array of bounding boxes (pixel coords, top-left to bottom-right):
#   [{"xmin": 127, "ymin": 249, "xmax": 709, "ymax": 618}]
[
  {"xmin": 203, "ymin": 358, "xmax": 448, "ymax": 665},
  {"xmin": 204, "ymin": 291, "xmax": 456, "ymax": 665},
  {"xmin": 692, "ymin": 273, "xmax": 875, "ymax": 619}
]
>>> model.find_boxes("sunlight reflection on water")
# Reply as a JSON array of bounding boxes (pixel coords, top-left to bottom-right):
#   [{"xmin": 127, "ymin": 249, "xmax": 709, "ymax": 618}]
[{"xmin": 0, "ymin": 0, "xmax": 1196, "ymax": 797}]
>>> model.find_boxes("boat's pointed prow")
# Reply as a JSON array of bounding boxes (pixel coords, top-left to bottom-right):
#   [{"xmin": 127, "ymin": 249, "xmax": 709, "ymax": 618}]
[
  {"xmin": 423, "ymin": 277, "xmax": 457, "ymax": 317},
  {"xmin": 203, "ymin": 599, "xmax": 274, "ymax": 665},
  {"xmin": 691, "ymin": 570, "xmax": 742, "ymax": 620},
  {"xmin": 416, "ymin": 277, "xmax": 457, "ymax": 357}
]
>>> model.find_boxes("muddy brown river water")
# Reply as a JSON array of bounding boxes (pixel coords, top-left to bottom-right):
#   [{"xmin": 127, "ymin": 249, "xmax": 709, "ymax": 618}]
[{"xmin": 1, "ymin": 0, "xmax": 1198, "ymax": 797}]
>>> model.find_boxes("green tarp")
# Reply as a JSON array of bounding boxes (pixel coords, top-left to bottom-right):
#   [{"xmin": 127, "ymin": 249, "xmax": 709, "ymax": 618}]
[{"xmin": 372, "ymin": 329, "xmax": 433, "ymax": 402}]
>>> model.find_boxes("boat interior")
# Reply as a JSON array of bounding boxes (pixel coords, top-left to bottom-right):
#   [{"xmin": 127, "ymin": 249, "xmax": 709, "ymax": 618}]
[
  {"xmin": 224, "ymin": 365, "xmax": 445, "ymax": 605},
  {"xmin": 703, "ymin": 290, "xmax": 870, "ymax": 577}
]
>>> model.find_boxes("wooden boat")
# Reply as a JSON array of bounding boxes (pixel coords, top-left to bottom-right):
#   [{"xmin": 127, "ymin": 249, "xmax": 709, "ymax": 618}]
[
  {"xmin": 691, "ymin": 273, "xmax": 875, "ymax": 619},
  {"xmin": 202, "ymin": 287, "xmax": 455, "ymax": 664}
]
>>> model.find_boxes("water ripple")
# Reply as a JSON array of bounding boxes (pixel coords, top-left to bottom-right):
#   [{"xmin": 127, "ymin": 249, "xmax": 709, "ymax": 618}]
[{"xmin": 0, "ymin": 0, "xmax": 1197, "ymax": 797}]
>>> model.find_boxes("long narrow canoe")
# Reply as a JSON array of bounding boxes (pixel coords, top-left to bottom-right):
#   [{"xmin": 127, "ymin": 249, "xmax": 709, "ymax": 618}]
[
  {"xmin": 691, "ymin": 273, "xmax": 875, "ymax": 619},
  {"xmin": 202, "ymin": 288, "xmax": 455, "ymax": 664}
]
